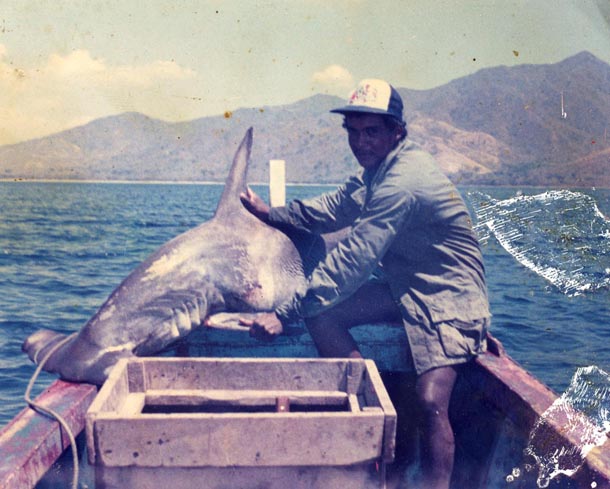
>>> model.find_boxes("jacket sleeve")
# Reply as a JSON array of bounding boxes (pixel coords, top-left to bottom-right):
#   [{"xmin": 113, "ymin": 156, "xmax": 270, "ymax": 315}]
[
  {"xmin": 268, "ymin": 175, "xmax": 364, "ymax": 234},
  {"xmin": 275, "ymin": 175, "xmax": 415, "ymax": 324}
]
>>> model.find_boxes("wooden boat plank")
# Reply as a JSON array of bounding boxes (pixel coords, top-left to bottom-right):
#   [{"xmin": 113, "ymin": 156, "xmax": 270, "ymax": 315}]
[
  {"xmin": 474, "ymin": 350, "xmax": 556, "ymax": 427},
  {"xmin": 143, "ymin": 389, "xmax": 350, "ymax": 406},
  {"xmin": 473, "ymin": 351, "xmax": 610, "ymax": 487},
  {"xmin": 93, "ymin": 411, "xmax": 387, "ymax": 467},
  {"xmin": 0, "ymin": 380, "xmax": 97, "ymax": 489}
]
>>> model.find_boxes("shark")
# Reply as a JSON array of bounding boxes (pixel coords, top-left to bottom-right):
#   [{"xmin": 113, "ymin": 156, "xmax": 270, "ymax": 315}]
[{"xmin": 22, "ymin": 128, "xmax": 331, "ymax": 385}]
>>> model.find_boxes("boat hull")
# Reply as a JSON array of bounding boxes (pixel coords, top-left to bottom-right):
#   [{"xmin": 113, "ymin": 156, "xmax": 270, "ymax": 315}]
[{"xmin": 2, "ymin": 325, "xmax": 609, "ymax": 488}]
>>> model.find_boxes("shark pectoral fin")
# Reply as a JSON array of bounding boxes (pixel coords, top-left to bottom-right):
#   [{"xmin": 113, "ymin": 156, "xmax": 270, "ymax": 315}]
[
  {"xmin": 205, "ymin": 312, "xmax": 255, "ymax": 331},
  {"xmin": 205, "ymin": 312, "xmax": 306, "ymax": 336}
]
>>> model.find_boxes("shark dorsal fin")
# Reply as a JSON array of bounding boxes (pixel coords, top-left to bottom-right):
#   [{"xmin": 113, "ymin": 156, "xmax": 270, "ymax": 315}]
[{"xmin": 214, "ymin": 127, "xmax": 253, "ymax": 219}]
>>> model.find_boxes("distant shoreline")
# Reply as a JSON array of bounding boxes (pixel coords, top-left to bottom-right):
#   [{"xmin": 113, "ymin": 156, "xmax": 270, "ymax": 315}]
[
  {"xmin": 0, "ymin": 178, "xmax": 224, "ymax": 185},
  {"xmin": 3, "ymin": 176, "xmax": 607, "ymax": 190},
  {"xmin": 0, "ymin": 178, "xmax": 339, "ymax": 187},
  {"xmin": 1, "ymin": 179, "xmax": 607, "ymax": 190}
]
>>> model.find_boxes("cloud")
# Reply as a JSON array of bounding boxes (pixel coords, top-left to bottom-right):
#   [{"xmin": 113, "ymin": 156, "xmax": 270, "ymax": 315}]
[
  {"xmin": 0, "ymin": 48, "xmax": 196, "ymax": 145},
  {"xmin": 46, "ymin": 49, "xmax": 106, "ymax": 77},
  {"xmin": 311, "ymin": 65, "xmax": 354, "ymax": 96},
  {"xmin": 42, "ymin": 49, "xmax": 194, "ymax": 86}
]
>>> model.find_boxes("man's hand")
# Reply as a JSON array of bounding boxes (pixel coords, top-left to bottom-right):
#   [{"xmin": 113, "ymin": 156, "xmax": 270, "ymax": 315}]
[
  {"xmin": 240, "ymin": 187, "xmax": 271, "ymax": 222},
  {"xmin": 239, "ymin": 312, "xmax": 283, "ymax": 342}
]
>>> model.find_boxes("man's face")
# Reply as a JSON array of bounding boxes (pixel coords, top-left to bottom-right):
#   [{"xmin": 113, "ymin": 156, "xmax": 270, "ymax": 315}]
[{"xmin": 344, "ymin": 113, "xmax": 401, "ymax": 170}]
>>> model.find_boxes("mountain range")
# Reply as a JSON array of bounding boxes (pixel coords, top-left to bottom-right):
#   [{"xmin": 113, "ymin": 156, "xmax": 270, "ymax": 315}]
[{"xmin": 0, "ymin": 51, "xmax": 608, "ymax": 187}]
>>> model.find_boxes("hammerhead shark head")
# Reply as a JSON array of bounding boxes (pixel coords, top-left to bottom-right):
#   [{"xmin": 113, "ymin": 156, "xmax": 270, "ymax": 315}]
[{"xmin": 23, "ymin": 128, "xmax": 328, "ymax": 385}]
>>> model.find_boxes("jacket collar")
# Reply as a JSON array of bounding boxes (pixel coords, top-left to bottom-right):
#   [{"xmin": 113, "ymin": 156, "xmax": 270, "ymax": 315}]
[{"xmin": 363, "ymin": 137, "xmax": 412, "ymax": 187}]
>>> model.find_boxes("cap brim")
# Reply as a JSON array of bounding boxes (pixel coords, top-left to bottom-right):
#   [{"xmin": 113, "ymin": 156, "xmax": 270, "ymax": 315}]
[{"xmin": 330, "ymin": 105, "xmax": 392, "ymax": 116}]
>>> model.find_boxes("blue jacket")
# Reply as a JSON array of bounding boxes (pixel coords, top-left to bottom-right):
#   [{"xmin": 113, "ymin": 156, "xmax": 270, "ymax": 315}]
[{"xmin": 270, "ymin": 139, "xmax": 490, "ymax": 329}]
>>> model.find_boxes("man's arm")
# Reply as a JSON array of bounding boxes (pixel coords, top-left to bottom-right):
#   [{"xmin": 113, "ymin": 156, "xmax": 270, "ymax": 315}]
[
  {"xmin": 239, "ymin": 176, "xmax": 411, "ymax": 339},
  {"xmin": 240, "ymin": 175, "xmax": 364, "ymax": 235},
  {"xmin": 271, "ymin": 175, "xmax": 365, "ymax": 234},
  {"xmin": 276, "ymin": 178, "xmax": 414, "ymax": 325}
]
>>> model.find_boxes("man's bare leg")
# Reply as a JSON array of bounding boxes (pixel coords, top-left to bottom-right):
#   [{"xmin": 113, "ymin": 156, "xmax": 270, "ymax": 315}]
[
  {"xmin": 305, "ymin": 283, "xmax": 460, "ymax": 488},
  {"xmin": 305, "ymin": 282, "xmax": 406, "ymax": 487},
  {"xmin": 415, "ymin": 365, "xmax": 458, "ymax": 489}
]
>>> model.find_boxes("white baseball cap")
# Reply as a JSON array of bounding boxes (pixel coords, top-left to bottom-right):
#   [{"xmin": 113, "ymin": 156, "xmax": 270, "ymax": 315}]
[{"xmin": 330, "ymin": 79, "xmax": 405, "ymax": 123}]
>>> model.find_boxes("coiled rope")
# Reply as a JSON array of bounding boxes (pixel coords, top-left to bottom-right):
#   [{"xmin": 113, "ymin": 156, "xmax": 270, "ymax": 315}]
[{"xmin": 24, "ymin": 333, "xmax": 80, "ymax": 489}]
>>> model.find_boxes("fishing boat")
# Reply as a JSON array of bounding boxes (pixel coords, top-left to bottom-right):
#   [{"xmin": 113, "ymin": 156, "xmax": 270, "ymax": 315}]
[{"xmin": 1, "ymin": 323, "xmax": 609, "ymax": 489}]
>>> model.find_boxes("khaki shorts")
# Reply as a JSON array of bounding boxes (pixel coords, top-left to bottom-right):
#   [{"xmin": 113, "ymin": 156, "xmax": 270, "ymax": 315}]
[{"xmin": 401, "ymin": 315, "xmax": 490, "ymax": 375}]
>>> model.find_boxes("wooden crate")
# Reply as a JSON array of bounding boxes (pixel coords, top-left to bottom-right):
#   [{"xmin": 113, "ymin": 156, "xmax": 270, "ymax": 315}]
[{"xmin": 86, "ymin": 357, "xmax": 396, "ymax": 471}]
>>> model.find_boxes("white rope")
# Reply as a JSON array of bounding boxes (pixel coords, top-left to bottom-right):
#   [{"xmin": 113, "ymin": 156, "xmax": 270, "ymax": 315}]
[{"xmin": 24, "ymin": 333, "xmax": 80, "ymax": 489}]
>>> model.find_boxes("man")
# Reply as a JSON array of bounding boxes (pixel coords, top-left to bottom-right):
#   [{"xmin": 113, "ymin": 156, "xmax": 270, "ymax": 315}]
[{"xmin": 240, "ymin": 79, "xmax": 490, "ymax": 489}]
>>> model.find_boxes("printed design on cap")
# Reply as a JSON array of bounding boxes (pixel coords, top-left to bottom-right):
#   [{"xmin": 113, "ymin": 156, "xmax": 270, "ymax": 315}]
[{"xmin": 348, "ymin": 80, "xmax": 391, "ymax": 111}]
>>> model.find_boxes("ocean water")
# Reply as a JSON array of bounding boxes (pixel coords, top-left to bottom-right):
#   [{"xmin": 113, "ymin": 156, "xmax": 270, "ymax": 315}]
[{"xmin": 0, "ymin": 182, "xmax": 609, "ymax": 430}]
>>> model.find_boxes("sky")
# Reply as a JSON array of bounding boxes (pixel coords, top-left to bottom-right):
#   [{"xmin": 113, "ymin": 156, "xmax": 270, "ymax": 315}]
[{"xmin": 1, "ymin": 0, "xmax": 609, "ymax": 146}]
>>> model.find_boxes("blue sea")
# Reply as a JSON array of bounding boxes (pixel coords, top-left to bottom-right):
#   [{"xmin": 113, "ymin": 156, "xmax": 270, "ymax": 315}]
[{"xmin": 0, "ymin": 182, "xmax": 609, "ymax": 429}]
